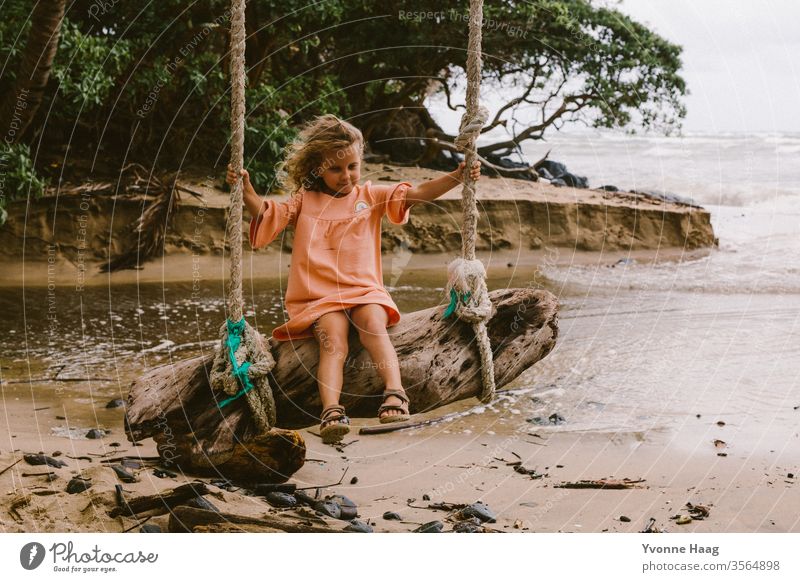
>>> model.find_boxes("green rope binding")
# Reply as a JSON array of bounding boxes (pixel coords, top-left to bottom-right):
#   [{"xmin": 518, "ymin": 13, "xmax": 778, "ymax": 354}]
[
  {"xmin": 217, "ymin": 317, "xmax": 254, "ymax": 408},
  {"xmin": 443, "ymin": 289, "xmax": 472, "ymax": 319}
]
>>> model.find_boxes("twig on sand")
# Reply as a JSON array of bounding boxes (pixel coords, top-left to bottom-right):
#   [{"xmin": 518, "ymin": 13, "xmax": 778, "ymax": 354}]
[
  {"xmin": 0, "ymin": 459, "xmax": 22, "ymax": 477},
  {"xmin": 359, "ymin": 410, "xmax": 465, "ymax": 435}
]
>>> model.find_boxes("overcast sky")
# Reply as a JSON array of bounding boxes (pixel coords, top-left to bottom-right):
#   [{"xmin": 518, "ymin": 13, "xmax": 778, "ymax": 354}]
[{"xmin": 618, "ymin": 0, "xmax": 800, "ymax": 133}]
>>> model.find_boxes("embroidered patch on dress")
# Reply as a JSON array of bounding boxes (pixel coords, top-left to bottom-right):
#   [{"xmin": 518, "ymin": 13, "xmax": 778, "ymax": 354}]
[{"xmin": 354, "ymin": 200, "xmax": 370, "ymax": 213}]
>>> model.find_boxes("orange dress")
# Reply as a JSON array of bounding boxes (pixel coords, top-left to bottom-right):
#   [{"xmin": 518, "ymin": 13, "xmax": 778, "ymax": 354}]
[{"xmin": 248, "ymin": 179, "xmax": 413, "ymax": 341}]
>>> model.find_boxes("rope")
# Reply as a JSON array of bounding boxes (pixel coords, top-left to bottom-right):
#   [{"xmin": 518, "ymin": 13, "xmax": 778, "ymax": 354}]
[
  {"xmin": 443, "ymin": 0, "xmax": 497, "ymax": 403},
  {"xmin": 208, "ymin": 0, "xmax": 276, "ymax": 434}
]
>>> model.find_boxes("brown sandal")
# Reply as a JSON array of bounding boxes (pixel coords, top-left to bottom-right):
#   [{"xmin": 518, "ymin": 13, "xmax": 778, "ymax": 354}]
[
  {"xmin": 319, "ymin": 404, "xmax": 350, "ymax": 444},
  {"xmin": 378, "ymin": 389, "xmax": 411, "ymax": 424}
]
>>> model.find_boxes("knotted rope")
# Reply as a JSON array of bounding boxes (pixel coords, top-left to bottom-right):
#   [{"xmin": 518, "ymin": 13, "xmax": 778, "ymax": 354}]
[
  {"xmin": 443, "ymin": 0, "xmax": 496, "ymax": 404},
  {"xmin": 209, "ymin": 0, "xmax": 276, "ymax": 434}
]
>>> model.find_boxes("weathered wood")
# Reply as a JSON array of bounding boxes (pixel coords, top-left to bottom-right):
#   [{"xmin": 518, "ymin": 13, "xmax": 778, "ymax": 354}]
[
  {"xmin": 125, "ymin": 288, "xmax": 558, "ymax": 480},
  {"xmin": 108, "ymin": 482, "xmax": 209, "ymax": 518},
  {"xmin": 167, "ymin": 505, "xmax": 344, "ymax": 533}
]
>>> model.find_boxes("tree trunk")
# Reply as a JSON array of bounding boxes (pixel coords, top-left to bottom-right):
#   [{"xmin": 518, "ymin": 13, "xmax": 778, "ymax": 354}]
[
  {"xmin": 0, "ymin": 0, "xmax": 67, "ymax": 143},
  {"xmin": 125, "ymin": 288, "xmax": 558, "ymax": 481}
]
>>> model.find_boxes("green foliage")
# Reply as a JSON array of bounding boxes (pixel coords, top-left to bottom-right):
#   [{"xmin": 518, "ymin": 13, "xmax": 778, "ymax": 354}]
[
  {"xmin": 0, "ymin": 0, "xmax": 687, "ymax": 181},
  {"xmin": 0, "ymin": 143, "xmax": 48, "ymax": 225}
]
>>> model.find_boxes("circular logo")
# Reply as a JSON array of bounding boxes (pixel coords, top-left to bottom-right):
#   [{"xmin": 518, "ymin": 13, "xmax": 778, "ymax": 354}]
[
  {"xmin": 354, "ymin": 200, "xmax": 369, "ymax": 213},
  {"xmin": 20, "ymin": 542, "xmax": 46, "ymax": 570}
]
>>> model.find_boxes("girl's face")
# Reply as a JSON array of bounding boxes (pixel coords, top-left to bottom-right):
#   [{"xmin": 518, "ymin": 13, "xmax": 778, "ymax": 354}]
[{"xmin": 319, "ymin": 146, "xmax": 361, "ymax": 195}]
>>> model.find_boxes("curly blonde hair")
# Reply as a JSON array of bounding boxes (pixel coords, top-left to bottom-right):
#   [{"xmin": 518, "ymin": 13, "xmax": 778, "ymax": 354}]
[{"xmin": 277, "ymin": 114, "xmax": 364, "ymax": 194}]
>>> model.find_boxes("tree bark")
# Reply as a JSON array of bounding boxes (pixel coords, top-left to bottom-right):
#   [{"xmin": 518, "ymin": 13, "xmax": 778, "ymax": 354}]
[
  {"xmin": 0, "ymin": 0, "xmax": 67, "ymax": 143},
  {"xmin": 125, "ymin": 288, "xmax": 558, "ymax": 481}
]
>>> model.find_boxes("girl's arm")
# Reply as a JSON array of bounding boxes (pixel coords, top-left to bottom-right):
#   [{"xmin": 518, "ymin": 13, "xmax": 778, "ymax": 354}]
[{"xmin": 404, "ymin": 161, "xmax": 481, "ymax": 210}]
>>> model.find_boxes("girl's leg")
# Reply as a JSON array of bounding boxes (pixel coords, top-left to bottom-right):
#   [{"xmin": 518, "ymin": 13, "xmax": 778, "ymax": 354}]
[
  {"xmin": 349, "ymin": 304, "xmax": 406, "ymax": 419},
  {"xmin": 311, "ymin": 310, "xmax": 350, "ymax": 413}
]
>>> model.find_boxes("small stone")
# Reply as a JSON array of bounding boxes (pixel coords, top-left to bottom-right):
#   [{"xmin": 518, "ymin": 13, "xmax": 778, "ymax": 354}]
[
  {"xmin": 382, "ymin": 511, "xmax": 401, "ymax": 521},
  {"xmin": 350, "ymin": 476, "xmax": 358, "ymax": 484},
  {"xmin": 458, "ymin": 501, "xmax": 497, "ymax": 523},
  {"xmin": 51, "ymin": 451, "xmax": 62, "ymax": 457},
  {"xmin": 675, "ymin": 515, "xmax": 692, "ymax": 525},
  {"xmin": 314, "ymin": 500, "xmax": 342, "ymax": 519},
  {"xmin": 139, "ymin": 524, "xmax": 161, "ymax": 533},
  {"xmin": 326, "ymin": 495, "xmax": 358, "ymax": 520},
  {"xmin": 105, "ymin": 399, "xmax": 126, "ymax": 409},
  {"xmin": 414, "ymin": 520, "xmax": 443, "ymax": 533},
  {"xmin": 343, "ymin": 519, "xmax": 373, "ymax": 533},
  {"xmin": 110, "ymin": 465, "xmax": 138, "ymax": 483},
  {"xmin": 109, "ymin": 442, "xmax": 121, "ymax": 448},
  {"xmin": 619, "ymin": 515, "xmax": 631, "ymax": 522},
  {"xmin": 66, "ymin": 476, "xmax": 92, "ymax": 494},
  {"xmin": 184, "ymin": 496, "xmax": 219, "ymax": 512},
  {"xmin": 153, "ymin": 468, "xmax": 177, "ymax": 479},
  {"xmin": 86, "ymin": 429, "xmax": 105, "ymax": 439},
  {"xmin": 788, "ymin": 473, "xmax": 794, "ymax": 479},
  {"xmin": 422, "ymin": 494, "xmax": 430, "ymax": 501},
  {"xmin": 24, "ymin": 454, "xmax": 67, "ymax": 468},
  {"xmin": 266, "ymin": 492, "xmax": 297, "ymax": 508}
]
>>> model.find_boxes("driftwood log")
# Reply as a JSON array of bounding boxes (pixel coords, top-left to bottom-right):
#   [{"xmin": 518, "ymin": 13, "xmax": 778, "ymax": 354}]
[{"xmin": 125, "ymin": 288, "xmax": 558, "ymax": 481}]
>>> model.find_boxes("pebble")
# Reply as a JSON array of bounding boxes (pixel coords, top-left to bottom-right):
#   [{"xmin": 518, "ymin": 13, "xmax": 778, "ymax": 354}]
[
  {"xmin": 458, "ymin": 501, "xmax": 497, "ymax": 523},
  {"xmin": 110, "ymin": 465, "xmax": 138, "ymax": 483},
  {"xmin": 106, "ymin": 399, "xmax": 126, "ymax": 409},
  {"xmin": 266, "ymin": 492, "xmax": 297, "ymax": 508},
  {"xmin": 153, "ymin": 468, "xmax": 177, "ymax": 479},
  {"xmin": 325, "ymin": 495, "xmax": 358, "ymax": 520},
  {"xmin": 24, "ymin": 454, "xmax": 67, "ymax": 468},
  {"xmin": 343, "ymin": 519, "xmax": 373, "ymax": 533},
  {"xmin": 413, "ymin": 521, "xmax": 443, "ymax": 533},
  {"xmin": 422, "ymin": 494, "xmax": 430, "ymax": 501},
  {"xmin": 184, "ymin": 496, "xmax": 219, "ymax": 512},
  {"xmin": 350, "ymin": 476, "xmax": 358, "ymax": 484},
  {"xmin": 314, "ymin": 500, "xmax": 342, "ymax": 519},
  {"xmin": 619, "ymin": 515, "xmax": 631, "ymax": 522},
  {"xmin": 382, "ymin": 511, "xmax": 402, "ymax": 521},
  {"xmin": 66, "ymin": 476, "xmax": 92, "ymax": 494},
  {"xmin": 86, "ymin": 429, "xmax": 105, "ymax": 439}
]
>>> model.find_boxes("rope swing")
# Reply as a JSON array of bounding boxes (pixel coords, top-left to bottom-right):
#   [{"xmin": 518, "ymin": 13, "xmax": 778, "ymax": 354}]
[
  {"xmin": 443, "ymin": 0, "xmax": 497, "ymax": 403},
  {"xmin": 209, "ymin": 0, "xmax": 276, "ymax": 434}
]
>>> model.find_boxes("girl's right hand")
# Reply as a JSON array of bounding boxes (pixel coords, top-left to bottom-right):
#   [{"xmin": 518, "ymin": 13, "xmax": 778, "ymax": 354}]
[{"xmin": 226, "ymin": 163, "xmax": 250, "ymax": 187}]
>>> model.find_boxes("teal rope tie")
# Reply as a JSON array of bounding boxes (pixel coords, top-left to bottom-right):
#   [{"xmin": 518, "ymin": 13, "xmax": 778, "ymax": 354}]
[
  {"xmin": 217, "ymin": 317, "xmax": 255, "ymax": 409},
  {"xmin": 443, "ymin": 288, "xmax": 472, "ymax": 319}
]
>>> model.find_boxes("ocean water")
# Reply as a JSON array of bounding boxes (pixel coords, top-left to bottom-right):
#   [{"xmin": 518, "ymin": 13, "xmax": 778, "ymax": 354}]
[
  {"xmin": 506, "ymin": 131, "xmax": 800, "ymax": 453},
  {"xmin": 0, "ymin": 131, "xmax": 797, "ymax": 456}
]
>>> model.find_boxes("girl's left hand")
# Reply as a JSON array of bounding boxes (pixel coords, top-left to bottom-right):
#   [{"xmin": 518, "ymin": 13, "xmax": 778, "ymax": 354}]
[{"xmin": 457, "ymin": 160, "xmax": 481, "ymax": 182}]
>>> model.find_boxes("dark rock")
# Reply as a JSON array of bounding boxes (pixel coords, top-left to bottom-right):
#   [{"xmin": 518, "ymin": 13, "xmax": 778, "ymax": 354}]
[
  {"xmin": 105, "ymin": 398, "xmax": 126, "ymax": 409},
  {"xmin": 422, "ymin": 494, "xmax": 430, "ymax": 501},
  {"xmin": 350, "ymin": 476, "xmax": 358, "ymax": 484},
  {"xmin": 326, "ymin": 495, "xmax": 358, "ymax": 520},
  {"xmin": 343, "ymin": 519, "xmax": 373, "ymax": 533},
  {"xmin": 85, "ymin": 429, "xmax": 105, "ymax": 439},
  {"xmin": 537, "ymin": 166, "xmax": 554, "ymax": 180},
  {"xmin": 620, "ymin": 515, "xmax": 631, "ymax": 522},
  {"xmin": 548, "ymin": 413, "xmax": 566, "ymax": 425},
  {"xmin": 457, "ymin": 502, "xmax": 497, "ymax": 524},
  {"xmin": 314, "ymin": 500, "xmax": 342, "ymax": 519},
  {"xmin": 153, "ymin": 468, "xmax": 177, "ymax": 479},
  {"xmin": 51, "ymin": 451, "xmax": 62, "ymax": 457},
  {"xmin": 559, "ymin": 171, "xmax": 589, "ymax": 189},
  {"xmin": 536, "ymin": 160, "xmax": 568, "ymax": 178},
  {"xmin": 139, "ymin": 524, "xmax": 161, "ymax": 533},
  {"xmin": 184, "ymin": 496, "xmax": 219, "ymax": 512},
  {"xmin": 66, "ymin": 476, "xmax": 92, "ymax": 494},
  {"xmin": 413, "ymin": 520, "xmax": 443, "ymax": 533},
  {"xmin": 383, "ymin": 511, "xmax": 402, "ymax": 521},
  {"xmin": 598, "ymin": 185, "xmax": 619, "ymax": 192},
  {"xmin": 110, "ymin": 465, "xmax": 138, "ymax": 483},
  {"xmin": 266, "ymin": 492, "xmax": 297, "ymax": 508},
  {"xmin": 24, "ymin": 454, "xmax": 67, "ymax": 468},
  {"xmin": 788, "ymin": 473, "xmax": 794, "ymax": 479}
]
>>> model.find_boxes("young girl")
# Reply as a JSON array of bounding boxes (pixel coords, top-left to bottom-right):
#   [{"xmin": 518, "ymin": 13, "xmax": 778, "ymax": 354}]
[{"xmin": 226, "ymin": 114, "xmax": 480, "ymax": 443}]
